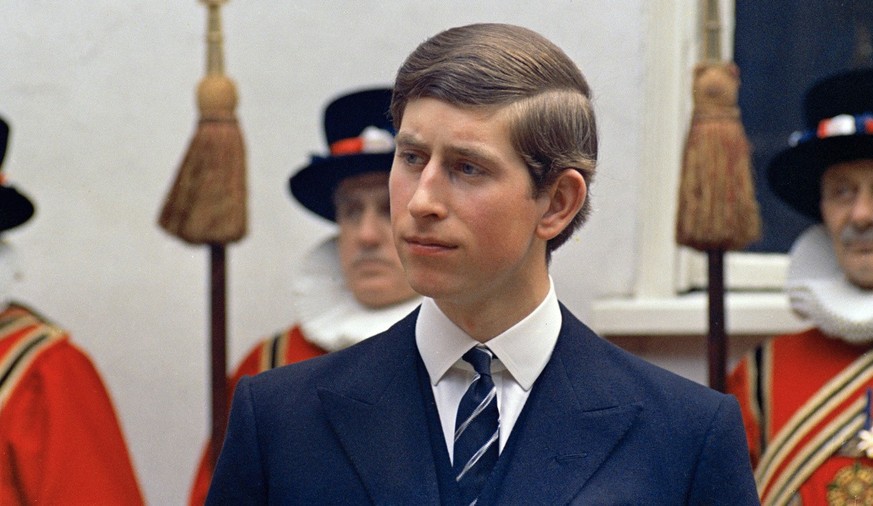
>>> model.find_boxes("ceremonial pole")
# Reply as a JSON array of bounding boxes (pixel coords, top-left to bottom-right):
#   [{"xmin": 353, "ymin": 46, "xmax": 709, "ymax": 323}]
[
  {"xmin": 675, "ymin": 0, "xmax": 760, "ymax": 392},
  {"xmin": 157, "ymin": 0, "xmax": 247, "ymax": 464}
]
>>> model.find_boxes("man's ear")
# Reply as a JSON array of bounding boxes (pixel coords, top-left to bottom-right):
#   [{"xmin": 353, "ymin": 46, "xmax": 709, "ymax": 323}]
[{"xmin": 536, "ymin": 169, "xmax": 587, "ymax": 241}]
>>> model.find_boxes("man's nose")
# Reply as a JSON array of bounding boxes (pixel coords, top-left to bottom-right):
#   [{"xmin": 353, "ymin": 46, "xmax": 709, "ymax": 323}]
[
  {"xmin": 407, "ymin": 164, "xmax": 447, "ymax": 219},
  {"xmin": 355, "ymin": 208, "xmax": 388, "ymax": 247},
  {"xmin": 850, "ymin": 188, "xmax": 873, "ymax": 227}
]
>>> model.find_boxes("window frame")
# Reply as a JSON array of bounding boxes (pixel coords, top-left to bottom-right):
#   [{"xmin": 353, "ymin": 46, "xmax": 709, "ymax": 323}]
[{"xmin": 591, "ymin": 1, "xmax": 808, "ymax": 337}]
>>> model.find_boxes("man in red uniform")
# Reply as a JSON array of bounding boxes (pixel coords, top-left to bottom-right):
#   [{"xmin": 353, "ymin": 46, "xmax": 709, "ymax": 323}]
[
  {"xmin": 729, "ymin": 68, "xmax": 873, "ymax": 505},
  {"xmin": 188, "ymin": 87, "xmax": 421, "ymax": 504},
  {"xmin": 0, "ymin": 117, "xmax": 144, "ymax": 504}
]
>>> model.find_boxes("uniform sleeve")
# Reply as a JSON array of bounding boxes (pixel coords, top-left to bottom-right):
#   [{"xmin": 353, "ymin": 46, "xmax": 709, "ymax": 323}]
[
  {"xmin": 0, "ymin": 340, "xmax": 144, "ymax": 505},
  {"xmin": 687, "ymin": 394, "xmax": 761, "ymax": 505},
  {"xmin": 205, "ymin": 375, "xmax": 267, "ymax": 505},
  {"xmin": 189, "ymin": 341, "xmax": 265, "ymax": 506}
]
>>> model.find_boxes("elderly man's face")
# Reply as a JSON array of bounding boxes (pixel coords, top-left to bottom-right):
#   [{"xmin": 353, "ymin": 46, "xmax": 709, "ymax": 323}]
[
  {"xmin": 335, "ymin": 171, "xmax": 418, "ymax": 308},
  {"xmin": 820, "ymin": 159, "xmax": 873, "ymax": 289}
]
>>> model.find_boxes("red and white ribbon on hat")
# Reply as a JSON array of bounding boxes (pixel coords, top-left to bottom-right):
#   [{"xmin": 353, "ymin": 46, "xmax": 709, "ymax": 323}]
[
  {"xmin": 789, "ymin": 113, "xmax": 873, "ymax": 146},
  {"xmin": 329, "ymin": 126, "xmax": 395, "ymax": 156}
]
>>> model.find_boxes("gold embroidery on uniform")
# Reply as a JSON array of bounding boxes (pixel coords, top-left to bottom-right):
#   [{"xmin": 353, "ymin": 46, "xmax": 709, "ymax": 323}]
[
  {"xmin": 827, "ymin": 462, "xmax": 873, "ymax": 506},
  {"xmin": 768, "ymin": 400, "xmax": 866, "ymax": 505},
  {"xmin": 757, "ymin": 352, "xmax": 873, "ymax": 501}
]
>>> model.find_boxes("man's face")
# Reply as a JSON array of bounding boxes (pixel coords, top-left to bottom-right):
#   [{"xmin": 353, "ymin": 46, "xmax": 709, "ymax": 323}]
[
  {"xmin": 820, "ymin": 159, "xmax": 873, "ymax": 289},
  {"xmin": 335, "ymin": 172, "xmax": 417, "ymax": 308},
  {"xmin": 389, "ymin": 98, "xmax": 553, "ymax": 309}
]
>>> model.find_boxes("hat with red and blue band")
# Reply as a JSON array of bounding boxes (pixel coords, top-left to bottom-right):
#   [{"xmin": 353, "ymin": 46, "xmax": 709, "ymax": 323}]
[{"xmin": 768, "ymin": 68, "xmax": 873, "ymax": 221}]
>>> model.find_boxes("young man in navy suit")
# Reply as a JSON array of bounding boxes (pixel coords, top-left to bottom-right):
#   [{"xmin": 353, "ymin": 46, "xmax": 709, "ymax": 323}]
[{"xmin": 208, "ymin": 23, "xmax": 759, "ymax": 505}]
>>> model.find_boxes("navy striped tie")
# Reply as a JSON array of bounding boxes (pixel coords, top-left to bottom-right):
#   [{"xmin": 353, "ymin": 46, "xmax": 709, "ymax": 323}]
[{"xmin": 454, "ymin": 347, "xmax": 499, "ymax": 505}]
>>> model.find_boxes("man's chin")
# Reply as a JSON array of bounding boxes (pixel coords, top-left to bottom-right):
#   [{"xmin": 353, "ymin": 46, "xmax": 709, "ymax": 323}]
[
  {"xmin": 843, "ymin": 258, "xmax": 873, "ymax": 290},
  {"xmin": 847, "ymin": 276, "xmax": 873, "ymax": 291},
  {"xmin": 350, "ymin": 279, "xmax": 416, "ymax": 308}
]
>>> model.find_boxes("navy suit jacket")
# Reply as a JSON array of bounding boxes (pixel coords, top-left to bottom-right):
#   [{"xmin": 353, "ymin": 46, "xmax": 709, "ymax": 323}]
[{"xmin": 207, "ymin": 305, "xmax": 759, "ymax": 505}]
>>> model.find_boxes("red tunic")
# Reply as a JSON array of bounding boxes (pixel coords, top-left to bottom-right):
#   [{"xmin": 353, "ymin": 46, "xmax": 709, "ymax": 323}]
[
  {"xmin": 728, "ymin": 327, "xmax": 873, "ymax": 505},
  {"xmin": 0, "ymin": 303, "xmax": 144, "ymax": 505},
  {"xmin": 188, "ymin": 325, "xmax": 326, "ymax": 505}
]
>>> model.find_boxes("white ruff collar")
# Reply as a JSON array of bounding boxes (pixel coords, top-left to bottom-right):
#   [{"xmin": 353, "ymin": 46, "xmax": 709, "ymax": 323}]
[
  {"xmin": 290, "ymin": 237, "xmax": 421, "ymax": 352},
  {"xmin": 785, "ymin": 224, "xmax": 873, "ymax": 343}
]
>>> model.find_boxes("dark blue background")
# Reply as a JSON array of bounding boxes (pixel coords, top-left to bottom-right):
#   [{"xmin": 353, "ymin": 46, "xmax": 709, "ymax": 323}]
[{"xmin": 734, "ymin": 0, "xmax": 861, "ymax": 251}]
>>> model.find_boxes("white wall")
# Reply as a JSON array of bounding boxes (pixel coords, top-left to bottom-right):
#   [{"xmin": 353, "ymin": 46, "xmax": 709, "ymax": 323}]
[{"xmin": 1, "ymin": 1, "xmax": 645, "ymax": 503}]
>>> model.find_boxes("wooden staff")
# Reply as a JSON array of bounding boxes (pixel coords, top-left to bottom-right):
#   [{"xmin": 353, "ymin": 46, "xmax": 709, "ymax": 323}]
[
  {"xmin": 675, "ymin": 0, "xmax": 760, "ymax": 392},
  {"xmin": 158, "ymin": 0, "xmax": 246, "ymax": 465}
]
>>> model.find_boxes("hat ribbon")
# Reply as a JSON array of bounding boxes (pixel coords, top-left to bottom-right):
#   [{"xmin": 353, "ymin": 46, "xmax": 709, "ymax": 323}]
[
  {"xmin": 329, "ymin": 126, "xmax": 395, "ymax": 156},
  {"xmin": 789, "ymin": 112, "xmax": 873, "ymax": 147}
]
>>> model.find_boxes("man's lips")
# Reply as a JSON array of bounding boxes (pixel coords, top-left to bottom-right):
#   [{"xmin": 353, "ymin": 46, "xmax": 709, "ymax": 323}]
[{"xmin": 403, "ymin": 236, "xmax": 457, "ymax": 253}]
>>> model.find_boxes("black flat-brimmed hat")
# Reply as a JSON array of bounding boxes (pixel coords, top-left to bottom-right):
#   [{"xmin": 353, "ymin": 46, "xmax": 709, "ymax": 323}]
[
  {"xmin": 768, "ymin": 67, "xmax": 873, "ymax": 221},
  {"xmin": 0, "ymin": 116, "xmax": 35, "ymax": 233},
  {"xmin": 289, "ymin": 87, "xmax": 395, "ymax": 222}
]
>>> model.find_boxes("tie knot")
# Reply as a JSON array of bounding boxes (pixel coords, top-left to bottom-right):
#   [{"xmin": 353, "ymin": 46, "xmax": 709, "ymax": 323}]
[{"xmin": 462, "ymin": 347, "xmax": 493, "ymax": 377}]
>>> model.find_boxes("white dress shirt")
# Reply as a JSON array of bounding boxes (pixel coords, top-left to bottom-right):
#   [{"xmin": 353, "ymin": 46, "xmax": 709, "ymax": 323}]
[{"xmin": 415, "ymin": 278, "xmax": 562, "ymax": 463}]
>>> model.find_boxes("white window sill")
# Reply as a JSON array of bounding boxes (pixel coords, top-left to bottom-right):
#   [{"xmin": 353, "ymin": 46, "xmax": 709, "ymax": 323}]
[{"xmin": 591, "ymin": 292, "xmax": 810, "ymax": 336}]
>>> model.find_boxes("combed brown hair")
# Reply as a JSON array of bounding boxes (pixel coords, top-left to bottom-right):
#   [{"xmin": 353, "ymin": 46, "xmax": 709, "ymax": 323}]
[{"xmin": 390, "ymin": 23, "xmax": 598, "ymax": 254}]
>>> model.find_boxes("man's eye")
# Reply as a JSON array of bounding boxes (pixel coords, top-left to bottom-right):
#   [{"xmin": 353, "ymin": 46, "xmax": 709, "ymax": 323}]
[
  {"xmin": 458, "ymin": 162, "xmax": 481, "ymax": 176},
  {"xmin": 336, "ymin": 205, "xmax": 363, "ymax": 222},
  {"xmin": 824, "ymin": 185, "xmax": 856, "ymax": 203},
  {"xmin": 399, "ymin": 151, "xmax": 423, "ymax": 165}
]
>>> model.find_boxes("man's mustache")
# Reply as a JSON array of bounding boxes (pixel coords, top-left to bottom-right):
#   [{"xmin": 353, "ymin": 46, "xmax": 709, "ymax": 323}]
[
  {"xmin": 841, "ymin": 225, "xmax": 873, "ymax": 245},
  {"xmin": 352, "ymin": 252, "xmax": 393, "ymax": 267}
]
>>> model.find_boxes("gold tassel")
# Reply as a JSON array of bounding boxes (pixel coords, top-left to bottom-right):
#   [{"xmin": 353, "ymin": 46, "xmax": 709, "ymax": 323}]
[
  {"xmin": 158, "ymin": 0, "xmax": 246, "ymax": 245},
  {"xmin": 676, "ymin": 61, "xmax": 760, "ymax": 251}
]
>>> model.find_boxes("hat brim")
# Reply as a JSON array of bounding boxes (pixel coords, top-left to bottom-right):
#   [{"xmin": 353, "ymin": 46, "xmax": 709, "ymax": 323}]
[
  {"xmin": 767, "ymin": 135, "xmax": 873, "ymax": 221},
  {"xmin": 289, "ymin": 152, "xmax": 395, "ymax": 222},
  {"xmin": 0, "ymin": 185, "xmax": 35, "ymax": 233}
]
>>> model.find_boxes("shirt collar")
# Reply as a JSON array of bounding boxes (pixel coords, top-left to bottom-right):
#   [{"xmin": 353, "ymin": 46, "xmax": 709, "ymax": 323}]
[{"xmin": 416, "ymin": 278, "xmax": 562, "ymax": 391}]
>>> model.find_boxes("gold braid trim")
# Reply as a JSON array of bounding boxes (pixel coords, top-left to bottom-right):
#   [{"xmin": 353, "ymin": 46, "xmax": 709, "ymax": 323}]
[
  {"xmin": 756, "ymin": 348, "xmax": 873, "ymax": 502},
  {"xmin": 764, "ymin": 398, "xmax": 865, "ymax": 505},
  {"xmin": 0, "ymin": 323, "xmax": 65, "ymax": 414},
  {"xmin": 257, "ymin": 330, "xmax": 292, "ymax": 373}
]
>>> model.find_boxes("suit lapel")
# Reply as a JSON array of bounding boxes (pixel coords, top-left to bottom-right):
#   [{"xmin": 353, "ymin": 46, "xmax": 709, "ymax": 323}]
[
  {"xmin": 317, "ymin": 312, "xmax": 441, "ymax": 504},
  {"xmin": 490, "ymin": 308, "xmax": 642, "ymax": 504},
  {"xmin": 315, "ymin": 306, "xmax": 644, "ymax": 504}
]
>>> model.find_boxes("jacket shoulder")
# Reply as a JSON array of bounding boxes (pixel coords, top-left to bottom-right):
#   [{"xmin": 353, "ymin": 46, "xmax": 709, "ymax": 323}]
[
  {"xmin": 557, "ymin": 303, "xmax": 727, "ymax": 409},
  {"xmin": 243, "ymin": 308, "xmax": 419, "ymax": 407}
]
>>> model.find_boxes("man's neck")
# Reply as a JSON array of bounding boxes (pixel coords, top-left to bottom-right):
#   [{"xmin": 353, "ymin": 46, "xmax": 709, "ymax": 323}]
[{"xmin": 434, "ymin": 275, "xmax": 552, "ymax": 343}]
